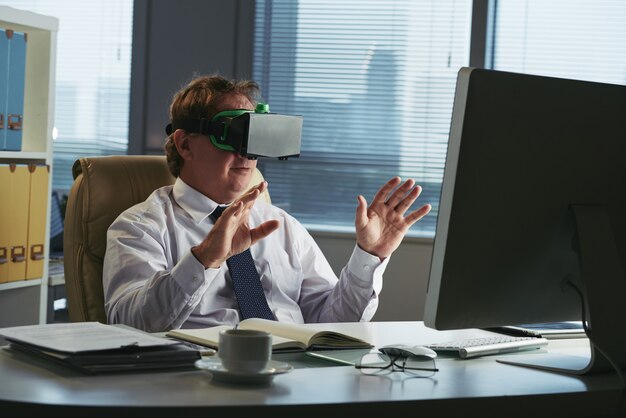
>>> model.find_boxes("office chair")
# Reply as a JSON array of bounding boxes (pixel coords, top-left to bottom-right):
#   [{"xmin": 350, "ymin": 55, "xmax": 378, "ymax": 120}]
[{"xmin": 63, "ymin": 155, "xmax": 270, "ymax": 323}]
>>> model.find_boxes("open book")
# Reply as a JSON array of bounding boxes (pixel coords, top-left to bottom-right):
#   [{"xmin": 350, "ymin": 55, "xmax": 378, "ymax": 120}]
[{"xmin": 166, "ymin": 318, "xmax": 373, "ymax": 352}]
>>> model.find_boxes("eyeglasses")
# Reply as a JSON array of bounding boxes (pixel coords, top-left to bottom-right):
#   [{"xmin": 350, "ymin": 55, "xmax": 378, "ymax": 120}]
[{"xmin": 355, "ymin": 352, "xmax": 439, "ymax": 377}]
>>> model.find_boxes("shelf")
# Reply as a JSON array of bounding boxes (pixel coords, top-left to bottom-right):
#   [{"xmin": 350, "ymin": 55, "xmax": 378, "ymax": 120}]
[
  {"xmin": 0, "ymin": 6, "xmax": 58, "ymax": 31},
  {"xmin": 0, "ymin": 278, "xmax": 43, "ymax": 292},
  {"xmin": 49, "ymin": 275, "xmax": 65, "ymax": 287},
  {"xmin": 0, "ymin": 150, "xmax": 49, "ymax": 162},
  {"xmin": 1, "ymin": 6, "xmax": 57, "ymax": 155},
  {"xmin": 0, "ymin": 5, "xmax": 58, "ymax": 326}
]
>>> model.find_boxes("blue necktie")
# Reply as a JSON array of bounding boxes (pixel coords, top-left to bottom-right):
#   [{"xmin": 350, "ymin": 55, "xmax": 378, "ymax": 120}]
[{"xmin": 210, "ymin": 206, "xmax": 276, "ymax": 321}]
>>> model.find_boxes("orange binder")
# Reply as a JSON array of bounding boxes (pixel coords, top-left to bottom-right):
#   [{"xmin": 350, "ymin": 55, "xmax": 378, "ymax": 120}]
[
  {"xmin": 26, "ymin": 164, "xmax": 49, "ymax": 280},
  {"xmin": 0, "ymin": 164, "xmax": 10, "ymax": 282},
  {"xmin": 6, "ymin": 164, "xmax": 30, "ymax": 282}
]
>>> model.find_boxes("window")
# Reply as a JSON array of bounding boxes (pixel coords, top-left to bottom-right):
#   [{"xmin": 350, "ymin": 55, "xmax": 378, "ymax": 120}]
[
  {"xmin": 2, "ymin": 0, "xmax": 133, "ymax": 192},
  {"xmin": 490, "ymin": 0, "xmax": 626, "ymax": 85},
  {"xmin": 253, "ymin": 0, "xmax": 472, "ymax": 237}
]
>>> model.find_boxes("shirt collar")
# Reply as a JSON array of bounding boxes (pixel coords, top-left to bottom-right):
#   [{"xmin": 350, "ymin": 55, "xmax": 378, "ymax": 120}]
[{"xmin": 172, "ymin": 177, "xmax": 226, "ymax": 224}]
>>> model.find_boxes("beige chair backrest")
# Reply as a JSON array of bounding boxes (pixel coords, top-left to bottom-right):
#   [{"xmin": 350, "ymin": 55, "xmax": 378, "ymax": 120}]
[{"xmin": 63, "ymin": 155, "xmax": 270, "ymax": 323}]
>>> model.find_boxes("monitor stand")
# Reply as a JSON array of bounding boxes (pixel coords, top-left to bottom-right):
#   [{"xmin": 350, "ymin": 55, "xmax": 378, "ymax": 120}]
[{"xmin": 498, "ymin": 205, "xmax": 626, "ymax": 375}]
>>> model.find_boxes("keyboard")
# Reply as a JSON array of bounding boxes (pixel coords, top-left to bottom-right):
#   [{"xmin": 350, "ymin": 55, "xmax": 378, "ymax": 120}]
[{"xmin": 426, "ymin": 336, "xmax": 549, "ymax": 359}]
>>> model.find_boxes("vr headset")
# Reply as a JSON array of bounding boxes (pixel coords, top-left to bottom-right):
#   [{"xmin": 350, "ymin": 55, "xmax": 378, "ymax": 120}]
[{"xmin": 165, "ymin": 103, "xmax": 302, "ymax": 160}]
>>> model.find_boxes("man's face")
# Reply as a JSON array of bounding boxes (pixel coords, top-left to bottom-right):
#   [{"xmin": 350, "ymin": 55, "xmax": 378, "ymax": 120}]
[{"xmin": 177, "ymin": 94, "xmax": 257, "ymax": 204}]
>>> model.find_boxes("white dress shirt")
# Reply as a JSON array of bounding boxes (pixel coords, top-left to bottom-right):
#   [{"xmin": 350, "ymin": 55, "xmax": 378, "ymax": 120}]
[{"xmin": 102, "ymin": 178, "xmax": 388, "ymax": 332}]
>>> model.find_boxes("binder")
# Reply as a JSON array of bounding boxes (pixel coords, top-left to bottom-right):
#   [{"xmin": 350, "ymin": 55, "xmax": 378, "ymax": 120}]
[
  {"xmin": 0, "ymin": 29, "xmax": 8, "ymax": 150},
  {"xmin": 4, "ymin": 29, "xmax": 27, "ymax": 151},
  {"xmin": 0, "ymin": 164, "xmax": 10, "ymax": 283},
  {"xmin": 6, "ymin": 164, "xmax": 30, "ymax": 282},
  {"xmin": 0, "ymin": 322, "xmax": 201, "ymax": 374},
  {"xmin": 8, "ymin": 340, "xmax": 202, "ymax": 374},
  {"xmin": 1, "ymin": 164, "xmax": 51, "ymax": 282},
  {"xmin": 26, "ymin": 164, "xmax": 49, "ymax": 280}
]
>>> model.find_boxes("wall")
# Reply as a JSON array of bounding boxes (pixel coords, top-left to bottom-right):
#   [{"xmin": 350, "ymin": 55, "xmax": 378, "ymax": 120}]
[
  {"xmin": 314, "ymin": 233, "xmax": 434, "ymax": 321},
  {"xmin": 129, "ymin": 0, "xmax": 435, "ymax": 321},
  {"xmin": 129, "ymin": 0, "xmax": 255, "ymax": 155}
]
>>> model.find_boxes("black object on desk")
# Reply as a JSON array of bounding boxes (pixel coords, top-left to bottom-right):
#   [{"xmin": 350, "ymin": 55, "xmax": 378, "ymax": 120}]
[
  {"xmin": 487, "ymin": 322, "xmax": 586, "ymax": 340},
  {"xmin": 6, "ymin": 339, "xmax": 201, "ymax": 374},
  {"xmin": 485, "ymin": 326, "xmax": 543, "ymax": 338}
]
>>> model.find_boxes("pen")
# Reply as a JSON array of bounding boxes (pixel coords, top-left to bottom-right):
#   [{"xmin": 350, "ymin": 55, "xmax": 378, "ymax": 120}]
[
  {"xmin": 485, "ymin": 326, "xmax": 542, "ymax": 338},
  {"xmin": 305, "ymin": 351, "xmax": 356, "ymax": 366}
]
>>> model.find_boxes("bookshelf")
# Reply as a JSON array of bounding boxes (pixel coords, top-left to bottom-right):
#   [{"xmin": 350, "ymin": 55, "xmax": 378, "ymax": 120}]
[{"xmin": 0, "ymin": 6, "xmax": 58, "ymax": 326}]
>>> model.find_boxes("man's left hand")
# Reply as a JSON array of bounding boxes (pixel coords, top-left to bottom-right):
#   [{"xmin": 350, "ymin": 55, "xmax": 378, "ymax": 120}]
[{"xmin": 355, "ymin": 177, "xmax": 431, "ymax": 261}]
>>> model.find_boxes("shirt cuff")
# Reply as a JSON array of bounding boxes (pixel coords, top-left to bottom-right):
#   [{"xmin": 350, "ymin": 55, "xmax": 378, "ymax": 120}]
[
  {"xmin": 347, "ymin": 244, "xmax": 388, "ymax": 291},
  {"xmin": 171, "ymin": 251, "xmax": 220, "ymax": 295}
]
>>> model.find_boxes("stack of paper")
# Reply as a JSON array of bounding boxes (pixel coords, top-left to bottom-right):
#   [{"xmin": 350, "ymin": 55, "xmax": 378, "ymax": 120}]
[{"xmin": 0, "ymin": 322, "xmax": 201, "ymax": 373}]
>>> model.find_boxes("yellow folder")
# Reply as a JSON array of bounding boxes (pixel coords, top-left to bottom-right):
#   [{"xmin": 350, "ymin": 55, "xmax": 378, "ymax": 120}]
[
  {"xmin": 6, "ymin": 164, "xmax": 30, "ymax": 282},
  {"xmin": 26, "ymin": 164, "xmax": 49, "ymax": 280},
  {"xmin": 0, "ymin": 164, "xmax": 10, "ymax": 282}
]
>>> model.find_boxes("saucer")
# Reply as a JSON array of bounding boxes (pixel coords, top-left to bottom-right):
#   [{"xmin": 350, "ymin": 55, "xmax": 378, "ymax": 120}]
[{"xmin": 194, "ymin": 358, "xmax": 293, "ymax": 385}]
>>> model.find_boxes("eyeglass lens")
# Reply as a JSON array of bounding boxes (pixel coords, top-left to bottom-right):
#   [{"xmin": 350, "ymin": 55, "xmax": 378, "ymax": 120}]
[{"xmin": 356, "ymin": 353, "xmax": 437, "ymax": 377}]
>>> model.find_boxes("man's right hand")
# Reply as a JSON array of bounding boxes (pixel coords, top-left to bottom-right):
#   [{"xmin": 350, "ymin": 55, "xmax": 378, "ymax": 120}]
[{"xmin": 191, "ymin": 181, "xmax": 280, "ymax": 269}]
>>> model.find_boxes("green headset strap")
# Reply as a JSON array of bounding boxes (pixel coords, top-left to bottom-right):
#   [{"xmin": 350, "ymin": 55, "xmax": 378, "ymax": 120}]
[{"xmin": 209, "ymin": 109, "xmax": 252, "ymax": 152}]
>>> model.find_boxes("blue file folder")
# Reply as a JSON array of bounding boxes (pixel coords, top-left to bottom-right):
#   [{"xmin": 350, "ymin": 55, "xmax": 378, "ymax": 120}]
[
  {"xmin": 0, "ymin": 28, "xmax": 27, "ymax": 151},
  {"xmin": 5, "ymin": 30, "xmax": 26, "ymax": 151},
  {"xmin": 0, "ymin": 29, "xmax": 8, "ymax": 149}
]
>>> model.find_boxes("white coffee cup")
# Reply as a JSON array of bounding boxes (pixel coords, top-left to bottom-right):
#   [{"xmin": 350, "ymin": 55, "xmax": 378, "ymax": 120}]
[{"xmin": 218, "ymin": 329, "xmax": 272, "ymax": 373}]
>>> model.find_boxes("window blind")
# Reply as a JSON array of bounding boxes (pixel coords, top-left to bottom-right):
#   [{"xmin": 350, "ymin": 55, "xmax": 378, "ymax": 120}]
[
  {"xmin": 253, "ymin": 0, "xmax": 471, "ymax": 237},
  {"xmin": 2, "ymin": 0, "xmax": 133, "ymax": 192},
  {"xmin": 491, "ymin": 0, "xmax": 626, "ymax": 86}
]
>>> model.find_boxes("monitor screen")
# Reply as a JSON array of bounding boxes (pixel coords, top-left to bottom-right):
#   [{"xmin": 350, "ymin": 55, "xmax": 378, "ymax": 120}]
[{"xmin": 424, "ymin": 67, "xmax": 626, "ymax": 375}]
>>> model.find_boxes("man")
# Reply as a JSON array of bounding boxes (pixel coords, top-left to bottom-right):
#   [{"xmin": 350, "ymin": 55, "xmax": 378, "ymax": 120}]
[{"xmin": 102, "ymin": 75, "xmax": 431, "ymax": 332}]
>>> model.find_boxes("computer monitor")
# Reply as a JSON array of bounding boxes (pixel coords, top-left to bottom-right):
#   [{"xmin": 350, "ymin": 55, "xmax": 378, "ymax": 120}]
[{"xmin": 424, "ymin": 67, "xmax": 626, "ymax": 375}]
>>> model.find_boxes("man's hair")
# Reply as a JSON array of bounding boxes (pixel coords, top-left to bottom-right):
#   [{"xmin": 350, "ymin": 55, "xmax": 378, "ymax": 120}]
[{"xmin": 164, "ymin": 75, "xmax": 260, "ymax": 177}]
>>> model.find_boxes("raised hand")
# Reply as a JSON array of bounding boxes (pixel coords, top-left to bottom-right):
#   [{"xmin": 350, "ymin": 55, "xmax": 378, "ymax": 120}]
[
  {"xmin": 355, "ymin": 177, "xmax": 431, "ymax": 260},
  {"xmin": 192, "ymin": 181, "xmax": 280, "ymax": 268}
]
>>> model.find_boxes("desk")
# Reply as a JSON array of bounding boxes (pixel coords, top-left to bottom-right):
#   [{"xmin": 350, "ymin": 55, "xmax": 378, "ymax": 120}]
[{"xmin": 0, "ymin": 322, "xmax": 623, "ymax": 417}]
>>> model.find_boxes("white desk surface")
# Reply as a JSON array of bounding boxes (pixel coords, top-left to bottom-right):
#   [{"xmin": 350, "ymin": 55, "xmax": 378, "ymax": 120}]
[{"xmin": 0, "ymin": 321, "xmax": 623, "ymax": 417}]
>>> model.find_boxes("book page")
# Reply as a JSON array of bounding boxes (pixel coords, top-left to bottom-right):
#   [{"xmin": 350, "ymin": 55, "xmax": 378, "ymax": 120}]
[
  {"xmin": 166, "ymin": 326, "xmax": 229, "ymax": 348},
  {"xmin": 239, "ymin": 318, "xmax": 322, "ymax": 345},
  {"xmin": 166, "ymin": 325, "xmax": 302, "ymax": 350},
  {"xmin": 239, "ymin": 318, "xmax": 372, "ymax": 348},
  {"xmin": 167, "ymin": 320, "xmax": 372, "ymax": 350}
]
